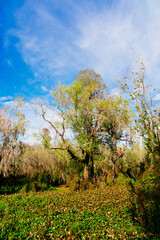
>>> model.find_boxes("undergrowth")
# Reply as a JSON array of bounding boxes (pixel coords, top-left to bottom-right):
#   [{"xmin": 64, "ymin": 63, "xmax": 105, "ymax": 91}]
[
  {"xmin": 0, "ymin": 172, "xmax": 61, "ymax": 195},
  {"xmin": 0, "ymin": 185, "xmax": 155, "ymax": 239}
]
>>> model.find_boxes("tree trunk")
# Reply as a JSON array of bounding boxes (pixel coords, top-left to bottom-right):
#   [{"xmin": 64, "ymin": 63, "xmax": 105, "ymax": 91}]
[
  {"xmin": 90, "ymin": 155, "xmax": 94, "ymax": 181},
  {"xmin": 111, "ymin": 155, "xmax": 117, "ymax": 183}
]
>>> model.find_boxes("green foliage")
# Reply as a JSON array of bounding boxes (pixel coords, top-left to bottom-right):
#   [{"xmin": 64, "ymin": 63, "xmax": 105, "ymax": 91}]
[
  {"xmin": 0, "ymin": 185, "xmax": 152, "ymax": 239},
  {"xmin": 103, "ymin": 96, "xmax": 132, "ymax": 145},
  {"xmin": 119, "ymin": 60, "xmax": 160, "ymax": 167},
  {"xmin": 33, "ymin": 128, "xmax": 51, "ymax": 149},
  {"xmin": 43, "ymin": 68, "xmax": 132, "ymax": 181},
  {"xmin": 51, "ymin": 69, "xmax": 109, "ymax": 172},
  {"xmin": 119, "ymin": 60, "xmax": 160, "ymax": 236},
  {"xmin": 129, "ymin": 167, "xmax": 160, "ymax": 235},
  {"xmin": 122, "ymin": 142, "xmax": 146, "ymax": 179},
  {"xmin": 0, "ymin": 172, "xmax": 58, "ymax": 194},
  {"xmin": 0, "ymin": 175, "xmax": 27, "ymax": 194},
  {"xmin": 69, "ymin": 174, "xmax": 85, "ymax": 191},
  {"xmin": 102, "ymin": 96, "xmax": 133, "ymax": 182}
]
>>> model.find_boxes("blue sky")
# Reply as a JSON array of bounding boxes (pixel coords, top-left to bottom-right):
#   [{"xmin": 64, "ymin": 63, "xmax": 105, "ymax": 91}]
[{"xmin": 1, "ymin": 0, "xmax": 160, "ymax": 143}]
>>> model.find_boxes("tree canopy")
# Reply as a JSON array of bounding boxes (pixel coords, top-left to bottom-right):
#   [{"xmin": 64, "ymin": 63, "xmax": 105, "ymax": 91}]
[{"xmin": 39, "ymin": 69, "xmax": 132, "ymax": 180}]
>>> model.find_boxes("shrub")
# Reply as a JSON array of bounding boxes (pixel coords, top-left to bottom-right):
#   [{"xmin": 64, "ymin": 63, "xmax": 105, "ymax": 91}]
[
  {"xmin": 129, "ymin": 166, "xmax": 160, "ymax": 235},
  {"xmin": 122, "ymin": 143, "xmax": 146, "ymax": 180},
  {"xmin": 20, "ymin": 146, "xmax": 68, "ymax": 183}
]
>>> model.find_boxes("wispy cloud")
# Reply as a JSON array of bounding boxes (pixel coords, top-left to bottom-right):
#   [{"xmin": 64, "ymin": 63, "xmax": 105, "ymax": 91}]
[
  {"xmin": 110, "ymin": 88, "xmax": 121, "ymax": 97},
  {"xmin": 75, "ymin": 0, "xmax": 160, "ymax": 86},
  {"xmin": 153, "ymin": 93, "xmax": 160, "ymax": 101},
  {"xmin": 8, "ymin": 0, "xmax": 160, "ymax": 88},
  {"xmin": 41, "ymin": 86, "xmax": 48, "ymax": 92},
  {"xmin": 0, "ymin": 96, "xmax": 13, "ymax": 102},
  {"xmin": 11, "ymin": 0, "xmax": 81, "ymax": 84}
]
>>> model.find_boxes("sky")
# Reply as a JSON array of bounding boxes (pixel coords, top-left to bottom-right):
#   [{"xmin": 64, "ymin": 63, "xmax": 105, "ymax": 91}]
[{"xmin": 1, "ymin": 0, "xmax": 160, "ymax": 144}]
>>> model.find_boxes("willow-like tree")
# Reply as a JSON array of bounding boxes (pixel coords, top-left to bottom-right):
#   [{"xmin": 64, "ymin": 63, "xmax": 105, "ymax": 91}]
[
  {"xmin": 0, "ymin": 97, "xmax": 28, "ymax": 176},
  {"xmin": 39, "ymin": 69, "xmax": 131, "ymax": 180}
]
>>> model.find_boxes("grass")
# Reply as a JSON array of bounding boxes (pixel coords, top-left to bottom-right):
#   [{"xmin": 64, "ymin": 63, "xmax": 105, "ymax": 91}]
[{"xmin": 0, "ymin": 184, "xmax": 156, "ymax": 239}]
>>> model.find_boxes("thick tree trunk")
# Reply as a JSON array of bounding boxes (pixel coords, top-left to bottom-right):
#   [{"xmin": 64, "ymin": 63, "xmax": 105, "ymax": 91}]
[
  {"xmin": 84, "ymin": 152, "xmax": 89, "ymax": 165},
  {"xmin": 67, "ymin": 147, "xmax": 80, "ymax": 162}
]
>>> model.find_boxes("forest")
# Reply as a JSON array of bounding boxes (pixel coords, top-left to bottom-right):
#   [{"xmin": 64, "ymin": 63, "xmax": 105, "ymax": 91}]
[{"xmin": 0, "ymin": 62, "xmax": 160, "ymax": 239}]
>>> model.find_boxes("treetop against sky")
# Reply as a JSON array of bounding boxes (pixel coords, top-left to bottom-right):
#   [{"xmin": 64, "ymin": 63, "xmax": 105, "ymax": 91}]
[{"xmin": 0, "ymin": 0, "xmax": 160, "ymax": 144}]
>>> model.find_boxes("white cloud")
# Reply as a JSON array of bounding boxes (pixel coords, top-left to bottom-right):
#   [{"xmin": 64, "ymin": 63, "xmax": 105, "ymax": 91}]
[
  {"xmin": 110, "ymin": 88, "xmax": 121, "ymax": 97},
  {"xmin": 41, "ymin": 86, "xmax": 48, "ymax": 92},
  {"xmin": 75, "ymin": 0, "xmax": 160, "ymax": 86},
  {"xmin": 9, "ymin": 0, "xmax": 160, "ymax": 88},
  {"xmin": 0, "ymin": 96, "xmax": 13, "ymax": 102},
  {"xmin": 153, "ymin": 93, "xmax": 160, "ymax": 101}
]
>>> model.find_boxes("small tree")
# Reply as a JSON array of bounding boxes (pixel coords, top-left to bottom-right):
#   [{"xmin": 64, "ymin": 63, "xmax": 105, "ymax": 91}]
[
  {"xmin": 0, "ymin": 97, "xmax": 28, "ymax": 176},
  {"xmin": 41, "ymin": 128, "xmax": 51, "ymax": 149},
  {"xmin": 34, "ymin": 128, "xmax": 51, "ymax": 149},
  {"xmin": 119, "ymin": 61, "xmax": 160, "ymax": 168},
  {"xmin": 119, "ymin": 60, "xmax": 160, "ymax": 234}
]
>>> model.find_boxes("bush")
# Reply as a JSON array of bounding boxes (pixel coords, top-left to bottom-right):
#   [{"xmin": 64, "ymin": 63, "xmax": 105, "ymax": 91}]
[
  {"xmin": 129, "ymin": 167, "xmax": 160, "ymax": 235},
  {"xmin": 0, "ymin": 175, "xmax": 27, "ymax": 194},
  {"xmin": 20, "ymin": 146, "xmax": 68, "ymax": 183},
  {"xmin": 122, "ymin": 143, "xmax": 146, "ymax": 180},
  {"xmin": 0, "ymin": 145, "xmax": 72, "ymax": 194}
]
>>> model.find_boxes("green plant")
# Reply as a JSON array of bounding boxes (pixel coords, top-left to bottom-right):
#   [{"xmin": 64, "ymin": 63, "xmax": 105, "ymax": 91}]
[
  {"xmin": 0, "ymin": 184, "xmax": 153, "ymax": 239},
  {"xmin": 120, "ymin": 60, "xmax": 160, "ymax": 235},
  {"xmin": 129, "ymin": 167, "xmax": 160, "ymax": 235},
  {"xmin": 119, "ymin": 60, "xmax": 160, "ymax": 176}
]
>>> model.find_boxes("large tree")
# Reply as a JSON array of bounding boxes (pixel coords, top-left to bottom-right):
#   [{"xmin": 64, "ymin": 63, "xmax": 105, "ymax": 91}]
[{"xmin": 39, "ymin": 69, "xmax": 131, "ymax": 180}]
